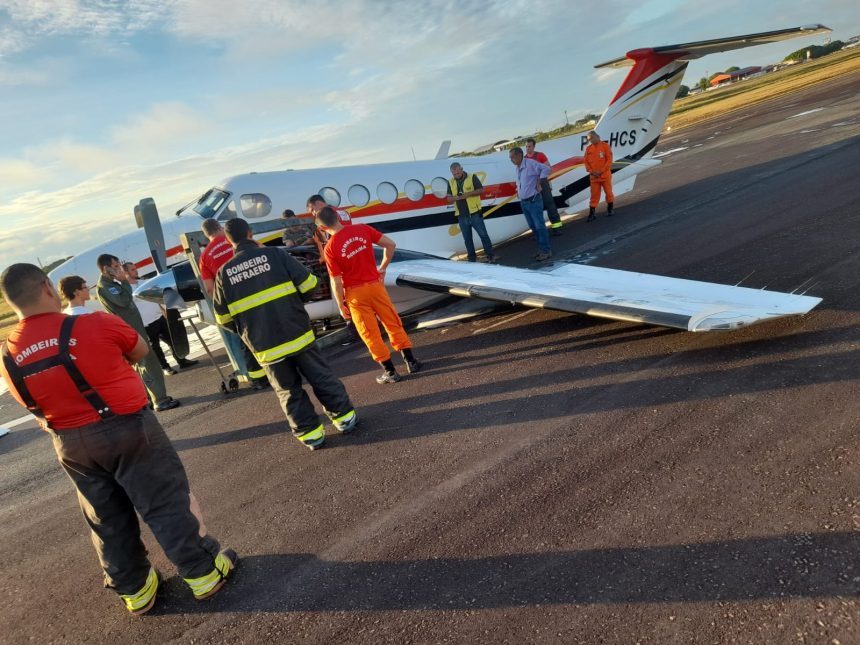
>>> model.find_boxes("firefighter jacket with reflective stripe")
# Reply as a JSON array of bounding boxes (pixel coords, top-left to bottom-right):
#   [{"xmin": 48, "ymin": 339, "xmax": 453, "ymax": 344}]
[
  {"xmin": 448, "ymin": 173, "xmax": 483, "ymax": 216},
  {"xmin": 212, "ymin": 240, "xmax": 319, "ymax": 365}
]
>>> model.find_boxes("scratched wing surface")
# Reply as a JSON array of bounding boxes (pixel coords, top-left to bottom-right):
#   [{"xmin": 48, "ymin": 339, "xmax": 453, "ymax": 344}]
[{"xmin": 386, "ymin": 260, "xmax": 821, "ymax": 332}]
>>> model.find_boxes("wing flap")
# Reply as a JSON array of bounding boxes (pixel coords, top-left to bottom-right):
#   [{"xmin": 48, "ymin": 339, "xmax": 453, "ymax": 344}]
[{"xmin": 388, "ymin": 260, "xmax": 821, "ymax": 332}]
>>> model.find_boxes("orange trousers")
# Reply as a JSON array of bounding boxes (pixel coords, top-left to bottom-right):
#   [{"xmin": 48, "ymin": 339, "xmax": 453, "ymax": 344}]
[
  {"xmin": 345, "ymin": 281, "xmax": 412, "ymax": 362},
  {"xmin": 589, "ymin": 177, "xmax": 614, "ymax": 208}
]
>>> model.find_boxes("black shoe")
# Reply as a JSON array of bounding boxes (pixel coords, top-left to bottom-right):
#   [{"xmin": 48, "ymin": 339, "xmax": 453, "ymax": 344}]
[
  {"xmin": 250, "ymin": 379, "xmax": 270, "ymax": 391},
  {"xmin": 155, "ymin": 397, "xmax": 180, "ymax": 411},
  {"xmin": 607, "ymin": 203, "xmax": 614, "ymax": 216},
  {"xmin": 177, "ymin": 358, "xmax": 198, "ymax": 368},
  {"xmin": 163, "ymin": 367, "xmax": 177, "ymax": 376},
  {"xmin": 405, "ymin": 359, "xmax": 422, "ymax": 374},
  {"xmin": 376, "ymin": 370, "xmax": 402, "ymax": 384},
  {"xmin": 550, "ymin": 227, "xmax": 563, "ymax": 236}
]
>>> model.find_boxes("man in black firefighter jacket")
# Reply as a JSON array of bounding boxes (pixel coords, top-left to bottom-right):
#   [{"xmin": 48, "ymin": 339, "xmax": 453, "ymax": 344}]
[{"xmin": 212, "ymin": 218, "xmax": 357, "ymax": 450}]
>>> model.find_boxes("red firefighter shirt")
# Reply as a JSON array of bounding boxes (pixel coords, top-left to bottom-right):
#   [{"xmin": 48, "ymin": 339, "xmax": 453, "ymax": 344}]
[
  {"xmin": 527, "ymin": 150, "xmax": 550, "ymax": 166},
  {"xmin": 1, "ymin": 312, "xmax": 147, "ymax": 430},
  {"xmin": 323, "ymin": 224, "xmax": 383, "ymax": 289},
  {"xmin": 199, "ymin": 233, "xmax": 235, "ymax": 282}
]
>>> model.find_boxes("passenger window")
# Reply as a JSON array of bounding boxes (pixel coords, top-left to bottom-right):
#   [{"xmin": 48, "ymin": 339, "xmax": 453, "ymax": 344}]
[
  {"xmin": 318, "ymin": 186, "xmax": 341, "ymax": 207},
  {"xmin": 376, "ymin": 181, "xmax": 399, "ymax": 205},
  {"xmin": 430, "ymin": 177, "xmax": 449, "ymax": 198},
  {"xmin": 347, "ymin": 184, "xmax": 371, "ymax": 207},
  {"xmin": 404, "ymin": 179, "xmax": 425, "ymax": 202},
  {"xmin": 239, "ymin": 193, "xmax": 272, "ymax": 219}
]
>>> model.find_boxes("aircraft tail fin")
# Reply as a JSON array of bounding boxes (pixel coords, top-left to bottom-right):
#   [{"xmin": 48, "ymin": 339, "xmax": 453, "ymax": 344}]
[
  {"xmin": 434, "ymin": 140, "xmax": 452, "ymax": 160},
  {"xmin": 588, "ymin": 25, "xmax": 831, "ymax": 163}
]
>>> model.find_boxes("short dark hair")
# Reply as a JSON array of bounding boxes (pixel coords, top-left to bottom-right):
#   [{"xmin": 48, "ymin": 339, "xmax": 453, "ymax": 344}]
[
  {"xmin": 526, "ymin": 138, "xmax": 536, "ymax": 146},
  {"xmin": 58, "ymin": 275, "xmax": 86, "ymax": 301},
  {"xmin": 281, "ymin": 209, "xmax": 295, "ymax": 218},
  {"xmin": 201, "ymin": 218, "xmax": 221, "ymax": 236},
  {"xmin": 510, "ymin": 146, "xmax": 524, "ymax": 157},
  {"xmin": 96, "ymin": 253, "xmax": 118, "ymax": 271},
  {"xmin": 0, "ymin": 263, "xmax": 47, "ymax": 309},
  {"xmin": 315, "ymin": 205, "xmax": 339, "ymax": 228},
  {"xmin": 306, "ymin": 194, "xmax": 325, "ymax": 207},
  {"xmin": 450, "ymin": 162, "xmax": 462, "ymax": 170},
  {"xmin": 224, "ymin": 217, "xmax": 251, "ymax": 243}
]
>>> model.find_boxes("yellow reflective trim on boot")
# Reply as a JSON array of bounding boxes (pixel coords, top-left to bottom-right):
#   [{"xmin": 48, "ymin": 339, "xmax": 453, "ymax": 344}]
[
  {"xmin": 227, "ymin": 281, "xmax": 297, "ymax": 316},
  {"xmin": 551, "ymin": 221, "xmax": 563, "ymax": 229},
  {"xmin": 120, "ymin": 567, "xmax": 159, "ymax": 614},
  {"xmin": 248, "ymin": 367, "xmax": 266, "ymax": 379},
  {"xmin": 297, "ymin": 424, "xmax": 324, "ymax": 444},
  {"xmin": 184, "ymin": 551, "xmax": 234, "ymax": 599},
  {"xmin": 332, "ymin": 409, "xmax": 355, "ymax": 424}
]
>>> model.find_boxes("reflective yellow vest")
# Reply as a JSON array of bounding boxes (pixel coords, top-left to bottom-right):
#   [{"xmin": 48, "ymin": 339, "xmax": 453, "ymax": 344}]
[{"xmin": 449, "ymin": 174, "xmax": 483, "ymax": 216}]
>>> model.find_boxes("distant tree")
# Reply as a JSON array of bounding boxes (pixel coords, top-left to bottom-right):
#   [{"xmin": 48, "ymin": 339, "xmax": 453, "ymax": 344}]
[
  {"xmin": 725, "ymin": 66, "xmax": 740, "ymax": 73},
  {"xmin": 676, "ymin": 84, "xmax": 690, "ymax": 98},
  {"xmin": 697, "ymin": 77, "xmax": 709, "ymax": 91},
  {"xmin": 784, "ymin": 41, "xmax": 844, "ymax": 62}
]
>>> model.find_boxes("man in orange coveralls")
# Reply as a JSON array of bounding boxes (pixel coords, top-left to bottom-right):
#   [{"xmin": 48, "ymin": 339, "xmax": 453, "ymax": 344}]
[
  {"xmin": 316, "ymin": 206, "xmax": 422, "ymax": 384},
  {"xmin": 583, "ymin": 130, "xmax": 614, "ymax": 221}
]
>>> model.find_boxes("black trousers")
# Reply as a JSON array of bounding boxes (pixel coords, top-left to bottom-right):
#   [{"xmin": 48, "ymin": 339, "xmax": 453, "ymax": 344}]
[
  {"xmin": 263, "ymin": 343, "xmax": 353, "ymax": 435},
  {"xmin": 49, "ymin": 409, "xmax": 221, "ymax": 595},
  {"xmin": 144, "ymin": 316, "xmax": 172, "ymax": 370},
  {"xmin": 540, "ymin": 178, "xmax": 561, "ymax": 225}
]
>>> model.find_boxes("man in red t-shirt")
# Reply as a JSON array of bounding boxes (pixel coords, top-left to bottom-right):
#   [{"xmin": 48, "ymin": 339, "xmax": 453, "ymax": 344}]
[
  {"xmin": 316, "ymin": 206, "xmax": 421, "ymax": 383},
  {"xmin": 525, "ymin": 137, "xmax": 563, "ymax": 235},
  {"xmin": 200, "ymin": 218, "xmax": 268, "ymax": 388},
  {"xmin": 0, "ymin": 263, "xmax": 236, "ymax": 615}
]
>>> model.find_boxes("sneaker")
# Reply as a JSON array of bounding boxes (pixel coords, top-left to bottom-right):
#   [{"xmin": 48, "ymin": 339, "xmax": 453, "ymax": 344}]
[
  {"xmin": 177, "ymin": 358, "xmax": 198, "ymax": 368},
  {"xmin": 120, "ymin": 567, "xmax": 159, "ymax": 616},
  {"xmin": 376, "ymin": 370, "xmax": 402, "ymax": 384},
  {"xmin": 154, "ymin": 397, "xmax": 180, "ymax": 411},
  {"xmin": 185, "ymin": 549, "xmax": 238, "ymax": 601},
  {"xmin": 295, "ymin": 424, "xmax": 326, "ymax": 450},
  {"xmin": 534, "ymin": 252, "xmax": 552, "ymax": 261},
  {"xmin": 163, "ymin": 367, "xmax": 177, "ymax": 376},
  {"xmin": 332, "ymin": 410, "xmax": 359, "ymax": 434}
]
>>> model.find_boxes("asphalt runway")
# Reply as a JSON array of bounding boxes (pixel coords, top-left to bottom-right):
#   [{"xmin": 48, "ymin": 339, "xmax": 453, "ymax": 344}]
[{"xmin": 1, "ymin": 70, "xmax": 858, "ymax": 644}]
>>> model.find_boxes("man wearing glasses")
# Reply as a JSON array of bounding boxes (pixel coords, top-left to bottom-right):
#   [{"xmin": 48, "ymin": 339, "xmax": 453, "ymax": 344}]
[{"xmin": 58, "ymin": 275, "xmax": 93, "ymax": 315}]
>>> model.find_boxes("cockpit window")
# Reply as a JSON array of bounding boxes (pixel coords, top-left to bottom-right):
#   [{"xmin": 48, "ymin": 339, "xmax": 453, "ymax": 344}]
[{"xmin": 190, "ymin": 188, "xmax": 231, "ymax": 219}]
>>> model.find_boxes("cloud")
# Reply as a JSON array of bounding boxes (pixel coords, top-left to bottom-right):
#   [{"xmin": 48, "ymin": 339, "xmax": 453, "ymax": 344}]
[
  {"xmin": 109, "ymin": 102, "xmax": 214, "ymax": 154},
  {"xmin": 0, "ymin": 158, "xmax": 51, "ymax": 188}
]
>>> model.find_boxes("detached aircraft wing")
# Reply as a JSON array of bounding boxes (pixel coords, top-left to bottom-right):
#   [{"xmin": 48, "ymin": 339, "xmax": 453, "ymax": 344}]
[{"xmin": 386, "ymin": 260, "xmax": 821, "ymax": 332}]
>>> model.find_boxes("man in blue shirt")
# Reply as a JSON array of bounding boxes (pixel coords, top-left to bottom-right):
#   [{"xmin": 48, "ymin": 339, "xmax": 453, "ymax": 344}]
[{"xmin": 509, "ymin": 146, "xmax": 552, "ymax": 260}]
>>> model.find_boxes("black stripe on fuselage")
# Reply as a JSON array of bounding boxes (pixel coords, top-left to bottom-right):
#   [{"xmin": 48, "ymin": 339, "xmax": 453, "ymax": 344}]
[{"xmin": 622, "ymin": 63, "xmax": 688, "ymax": 103}]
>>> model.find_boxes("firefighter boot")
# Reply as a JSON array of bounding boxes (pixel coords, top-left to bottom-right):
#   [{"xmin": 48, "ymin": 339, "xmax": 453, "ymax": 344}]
[
  {"xmin": 376, "ymin": 358, "xmax": 402, "ymax": 384},
  {"xmin": 401, "ymin": 348, "xmax": 422, "ymax": 374},
  {"xmin": 586, "ymin": 207, "xmax": 596, "ymax": 222},
  {"xmin": 607, "ymin": 202, "xmax": 614, "ymax": 216}
]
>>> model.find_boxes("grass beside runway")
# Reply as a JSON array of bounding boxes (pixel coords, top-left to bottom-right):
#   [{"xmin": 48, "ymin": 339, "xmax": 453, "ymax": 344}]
[
  {"xmin": 0, "ymin": 297, "xmax": 15, "ymax": 342},
  {"xmin": 666, "ymin": 47, "xmax": 860, "ymax": 132}
]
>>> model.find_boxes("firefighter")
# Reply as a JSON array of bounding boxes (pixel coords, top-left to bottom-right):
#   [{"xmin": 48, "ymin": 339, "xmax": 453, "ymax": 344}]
[
  {"xmin": 0, "ymin": 263, "xmax": 236, "ymax": 615},
  {"xmin": 212, "ymin": 217, "xmax": 357, "ymax": 450},
  {"xmin": 583, "ymin": 130, "xmax": 615, "ymax": 221},
  {"xmin": 316, "ymin": 205, "xmax": 422, "ymax": 384}
]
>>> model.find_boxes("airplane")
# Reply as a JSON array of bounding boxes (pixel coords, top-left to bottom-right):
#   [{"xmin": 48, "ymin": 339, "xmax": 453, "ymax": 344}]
[{"xmin": 48, "ymin": 25, "xmax": 828, "ymax": 331}]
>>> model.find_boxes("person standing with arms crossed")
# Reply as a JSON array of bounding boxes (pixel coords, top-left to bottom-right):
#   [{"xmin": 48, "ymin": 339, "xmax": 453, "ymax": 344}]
[
  {"xmin": 0, "ymin": 263, "xmax": 236, "ymax": 615},
  {"xmin": 525, "ymin": 138, "xmax": 563, "ymax": 235},
  {"xmin": 95, "ymin": 254, "xmax": 180, "ymax": 411},
  {"xmin": 316, "ymin": 206, "xmax": 422, "ymax": 384},
  {"xmin": 446, "ymin": 162, "xmax": 497, "ymax": 263},
  {"xmin": 212, "ymin": 218, "xmax": 358, "ymax": 450},
  {"xmin": 583, "ymin": 130, "xmax": 614, "ymax": 221},
  {"xmin": 509, "ymin": 146, "xmax": 552, "ymax": 261}
]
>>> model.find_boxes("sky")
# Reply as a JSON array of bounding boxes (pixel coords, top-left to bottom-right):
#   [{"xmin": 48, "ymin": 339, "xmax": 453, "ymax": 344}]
[{"xmin": 1, "ymin": 0, "xmax": 858, "ymax": 268}]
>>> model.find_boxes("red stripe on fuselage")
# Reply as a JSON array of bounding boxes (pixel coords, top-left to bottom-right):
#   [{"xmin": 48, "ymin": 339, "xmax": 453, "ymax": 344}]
[{"xmin": 609, "ymin": 48, "xmax": 685, "ymax": 106}]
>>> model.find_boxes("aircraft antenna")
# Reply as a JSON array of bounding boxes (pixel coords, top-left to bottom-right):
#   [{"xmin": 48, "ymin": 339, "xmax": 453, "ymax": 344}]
[{"xmin": 411, "ymin": 146, "xmax": 417, "ymax": 161}]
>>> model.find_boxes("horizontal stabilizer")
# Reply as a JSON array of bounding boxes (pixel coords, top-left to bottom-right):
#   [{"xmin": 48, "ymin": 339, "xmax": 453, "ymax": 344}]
[
  {"xmin": 595, "ymin": 24, "xmax": 831, "ymax": 69},
  {"xmin": 389, "ymin": 260, "xmax": 821, "ymax": 332}
]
